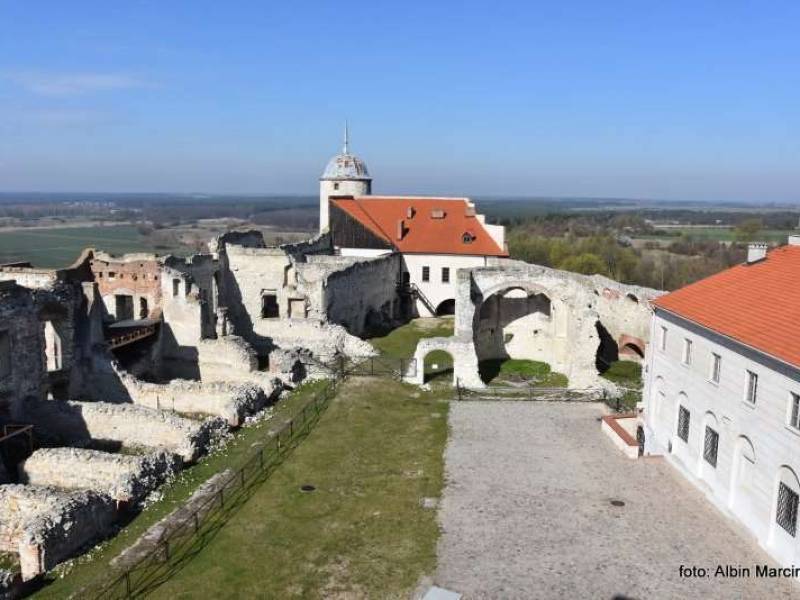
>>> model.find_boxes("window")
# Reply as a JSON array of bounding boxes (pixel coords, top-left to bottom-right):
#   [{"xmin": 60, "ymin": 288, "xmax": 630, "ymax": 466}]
[
  {"xmin": 422, "ymin": 266, "xmax": 430, "ymax": 282},
  {"xmin": 441, "ymin": 267, "xmax": 450, "ymax": 283},
  {"xmin": 333, "ymin": 182, "xmax": 340, "ymax": 191},
  {"xmin": 745, "ymin": 370, "xmax": 758, "ymax": 404},
  {"xmin": 789, "ymin": 393, "xmax": 800, "ymax": 430},
  {"xmin": 108, "ymin": 271, "xmax": 116, "ymax": 280},
  {"xmin": 261, "ymin": 293, "xmax": 279, "ymax": 319},
  {"xmin": 711, "ymin": 353, "xmax": 721, "ymax": 384},
  {"xmin": 677, "ymin": 405, "xmax": 690, "ymax": 442},
  {"xmin": 660, "ymin": 326, "xmax": 668, "ymax": 351},
  {"xmin": 682, "ymin": 338, "xmax": 693, "ymax": 365},
  {"xmin": 703, "ymin": 426, "xmax": 719, "ymax": 467},
  {"xmin": 462, "ymin": 231, "xmax": 475, "ymax": 244},
  {"xmin": 0, "ymin": 330, "xmax": 11, "ymax": 379},
  {"xmin": 172, "ymin": 278, "xmax": 181, "ymax": 297},
  {"xmin": 776, "ymin": 482, "xmax": 799, "ymax": 537}
]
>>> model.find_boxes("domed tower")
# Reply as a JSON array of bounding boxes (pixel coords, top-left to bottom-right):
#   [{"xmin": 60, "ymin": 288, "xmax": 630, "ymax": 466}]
[{"xmin": 319, "ymin": 124, "xmax": 372, "ymax": 232}]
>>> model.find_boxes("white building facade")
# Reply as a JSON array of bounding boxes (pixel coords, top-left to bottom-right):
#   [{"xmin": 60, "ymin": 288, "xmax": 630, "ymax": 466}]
[
  {"xmin": 643, "ymin": 240, "xmax": 800, "ymax": 570},
  {"xmin": 319, "ymin": 130, "xmax": 507, "ymax": 317}
]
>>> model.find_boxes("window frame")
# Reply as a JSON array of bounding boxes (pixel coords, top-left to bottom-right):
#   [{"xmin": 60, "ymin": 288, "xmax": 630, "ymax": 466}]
[
  {"xmin": 441, "ymin": 267, "xmax": 450, "ymax": 283},
  {"xmin": 703, "ymin": 426, "xmax": 719, "ymax": 467},
  {"xmin": 789, "ymin": 392, "xmax": 800, "ymax": 431},
  {"xmin": 777, "ymin": 482, "xmax": 799, "ymax": 537},
  {"xmin": 660, "ymin": 325, "xmax": 668, "ymax": 352},
  {"xmin": 421, "ymin": 266, "xmax": 430, "ymax": 283},
  {"xmin": 677, "ymin": 405, "xmax": 690, "ymax": 442},
  {"xmin": 745, "ymin": 370, "xmax": 758, "ymax": 405},
  {"xmin": 682, "ymin": 338, "xmax": 693, "ymax": 366},
  {"xmin": 710, "ymin": 352, "xmax": 721, "ymax": 384}
]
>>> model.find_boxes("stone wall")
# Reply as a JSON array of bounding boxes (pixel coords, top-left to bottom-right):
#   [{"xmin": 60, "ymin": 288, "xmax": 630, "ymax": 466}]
[
  {"xmin": 0, "ymin": 484, "xmax": 116, "ymax": 580},
  {"xmin": 121, "ymin": 376, "xmax": 281, "ymax": 426},
  {"xmin": 19, "ymin": 399, "xmax": 227, "ymax": 463},
  {"xmin": 19, "ymin": 448, "xmax": 180, "ymax": 503},
  {"xmin": 0, "ymin": 282, "xmax": 46, "ymax": 421},
  {"xmin": 90, "ymin": 253, "xmax": 162, "ymax": 320},
  {"xmin": 321, "ymin": 253, "xmax": 402, "ymax": 335},
  {"xmin": 409, "ymin": 262, "xmax": 661, "ymax": 389}
]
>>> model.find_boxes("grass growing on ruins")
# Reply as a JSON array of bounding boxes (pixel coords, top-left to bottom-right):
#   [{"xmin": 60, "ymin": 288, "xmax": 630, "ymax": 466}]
[
  {"xmin": 140, "ymin": 376, "xmax": 448, "ymax": 599},
  {"xmin": 601, "ymin": 360, "xmax": 643, "ymax": 411},
  {"xmin": 32, "ymin": 379, "xmax": 328, "ymax": 599},
  {"xmin": 479, "ymin": 358, "xmax": 569, "ymax": 387},
  {"xmin": 370, "ymin": 316, "xmax": 454, "ymax": 359}
]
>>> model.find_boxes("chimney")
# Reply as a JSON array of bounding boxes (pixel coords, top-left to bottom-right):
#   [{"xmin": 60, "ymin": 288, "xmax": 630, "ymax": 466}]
[
  {"xmin": 747, "ymin": 243, "xmax": 768, "ymax": 264},
  {"xmin": 788, "ymin": 235, "xmax": 800, "ymax": 246},
  {"xmin": 397, "ymin": 219, "xmax": 405, "ymax": 241}
]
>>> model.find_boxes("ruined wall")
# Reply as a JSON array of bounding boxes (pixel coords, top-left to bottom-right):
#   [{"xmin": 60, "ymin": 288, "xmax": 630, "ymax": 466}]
[
  {"xmin": 0, "ymin": 485, "xmax": 115, "ymax": 580},
  {"xmin": 320, "ymin": 253, "xmax": 402, "ymax": 335},
  {"xmin": 19, "ymin": 448, "xmax": 180, "ymax": 503},
  {"xmin": 410, "ymin": 262, "xmax": 661, "ymax": 389},
  {"xmin": 20, "ymin": 399, "xmax": 227, "ymax": 463},
  {"xmin": 90, "ymin": 253, "xmax": 162, "ymax": 320},
  {"xmin": 0, "ymin": 282, "xmax": 46, "ymax": 420}
]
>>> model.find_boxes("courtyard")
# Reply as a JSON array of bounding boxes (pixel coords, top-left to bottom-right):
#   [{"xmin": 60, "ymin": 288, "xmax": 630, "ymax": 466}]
[{"xmin": 436, "ymin": 400, "xmax": 799, "ymax": 599}]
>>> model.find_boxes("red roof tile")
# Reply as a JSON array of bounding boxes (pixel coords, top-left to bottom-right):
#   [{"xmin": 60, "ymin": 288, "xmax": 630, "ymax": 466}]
[
  {"xmin": 653, "ymin": 245, "xmax": 800, "ymax": 367},
  {"xmin": 331, "ymin": 196, "xmax": 507, "ymax": 257}
]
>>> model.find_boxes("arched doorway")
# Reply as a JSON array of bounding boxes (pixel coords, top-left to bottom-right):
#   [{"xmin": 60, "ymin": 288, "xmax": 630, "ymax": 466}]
[
  {"xmin": 595, "ymin": 321, "xmax": 619, "ymax": 373},
  {"xmin": 435, "ymin": 299, "xmax": 455, "ymax": 316},
  {"xmin": 473, "ymin": 286, "xmax": 554, "ymax": 376},
  {"xmin": 423, "ymin": 350, "xmax": 454, "ymax": 384},
  {"xmin": 730, "ymin": 436, "xmax": 757, "ymax": 532}
]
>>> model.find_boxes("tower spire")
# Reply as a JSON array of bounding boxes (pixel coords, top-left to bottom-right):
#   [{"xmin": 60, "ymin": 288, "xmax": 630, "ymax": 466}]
[{"xmin": 343, "ymin": 121, "xmax": 350, "ymax": 154}]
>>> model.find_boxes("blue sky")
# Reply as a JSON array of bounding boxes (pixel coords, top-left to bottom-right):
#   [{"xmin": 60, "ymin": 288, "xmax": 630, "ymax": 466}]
[{"xmin": 0, "ymin": 1, "xmax": 798, "ymax": 202}]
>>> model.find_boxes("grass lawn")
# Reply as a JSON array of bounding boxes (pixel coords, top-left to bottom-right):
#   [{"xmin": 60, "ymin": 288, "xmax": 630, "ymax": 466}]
[
  {"xmin": 601, "ymin": 360, "xmax": 643, "ymax": 411},
  {"xmin": 143, "ymin": 376, "xmax": 449, "ymax": 599},
  {"xmin": 479, "ymin": 358, "xmax": 569, "ymax": 387},
  {"xmin": 33, "ymin": 380, "xmax": 328, "ymax": 598},
  {"xmin": 370, "ymin": 317, "xmax": 454, "ymax": 359}
]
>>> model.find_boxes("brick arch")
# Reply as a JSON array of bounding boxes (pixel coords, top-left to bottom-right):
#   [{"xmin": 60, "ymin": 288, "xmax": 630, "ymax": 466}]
[{"xmin": 618, "ymin": 334, "xmax": 645, "ymax": 359}]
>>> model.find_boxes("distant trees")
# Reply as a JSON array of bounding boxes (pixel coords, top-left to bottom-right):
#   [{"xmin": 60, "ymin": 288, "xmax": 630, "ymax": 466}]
[{"xmin": 734, "ymin": 218, "xmax": 763, "ymax": 242}]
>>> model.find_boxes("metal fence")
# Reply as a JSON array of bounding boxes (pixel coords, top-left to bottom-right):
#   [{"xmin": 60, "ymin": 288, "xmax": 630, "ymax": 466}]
[
  {"xmin": 345, "ymin": 356, "xmax": 416, "ymax": 379},
  {"xmin": 454, "ymin": 379, "xmax": 640, "ymax": 412},
  {"xmin": 83, "ymin": 376, "xmax": 342, "ymax": 599}
]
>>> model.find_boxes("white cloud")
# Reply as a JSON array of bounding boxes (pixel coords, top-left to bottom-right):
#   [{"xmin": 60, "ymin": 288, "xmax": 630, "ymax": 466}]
[{"xmin": 3, "ymin": 71, "xmax": 150, "ymax": 96}]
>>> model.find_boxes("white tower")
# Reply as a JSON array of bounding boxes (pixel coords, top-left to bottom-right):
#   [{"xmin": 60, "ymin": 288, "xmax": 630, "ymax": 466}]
[{"xmin": 319, "ymin": 124, "xmax": 372, "ymax": 232}]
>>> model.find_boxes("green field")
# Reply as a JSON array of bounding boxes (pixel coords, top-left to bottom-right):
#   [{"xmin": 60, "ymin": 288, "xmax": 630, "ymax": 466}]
[
  {"xmin": 640, "ymin": 227, "xmax": 796, "ymax": 243},
  {"xmin": 0, "ymin": 225, "xmax": 176, "ymax": 268}
]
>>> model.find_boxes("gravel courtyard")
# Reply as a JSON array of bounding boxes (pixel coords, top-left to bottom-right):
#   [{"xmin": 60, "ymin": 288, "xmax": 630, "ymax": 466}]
[{"xmin": 435, "ymin": 401, "xmax": 799, "ymax": 599}]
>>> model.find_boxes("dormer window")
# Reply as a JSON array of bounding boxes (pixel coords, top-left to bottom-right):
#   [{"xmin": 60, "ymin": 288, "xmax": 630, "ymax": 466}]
[{"xmin": 462, "ymin": 231, "xmax": 476, "ymax": 244}]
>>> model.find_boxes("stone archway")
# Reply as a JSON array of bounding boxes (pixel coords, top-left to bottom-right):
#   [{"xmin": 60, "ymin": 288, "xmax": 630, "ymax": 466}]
[
  {"xmin": 435, "ymin": 299, "xmax": 455, "ymax": 316},
  {"xmin": 423, "ymin": 349, "xmax": 454, "ymax": 383}
]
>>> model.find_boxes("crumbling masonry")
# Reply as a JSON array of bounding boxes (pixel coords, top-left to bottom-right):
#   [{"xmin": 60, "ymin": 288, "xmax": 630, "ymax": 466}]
[{"xmin": 0, "ymin": 228, "xmax": 659, "ymax": 584}]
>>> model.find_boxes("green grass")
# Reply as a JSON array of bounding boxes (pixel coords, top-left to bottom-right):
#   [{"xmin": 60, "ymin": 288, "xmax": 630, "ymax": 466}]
[
  {"xmin": 33, "ymin": 380, "xmax": 328, "ymax": 598},
  {"xmin": 0, "ymin": 225, "xmax": 180, "ymax": 268},
  {"xmin": 143, "ymin": 377, "xmax": 448, "ymax": 599},
  {"xmin": 370, "ymin": 317, "xmax": 454, "ymax": 359},
  {"xmin": 601, "ymin": 360, "xmax": 643, "ymax": 412},
  {"xmin": 479, "ymin": 358, "xmax": 569, "ymax": 387}
]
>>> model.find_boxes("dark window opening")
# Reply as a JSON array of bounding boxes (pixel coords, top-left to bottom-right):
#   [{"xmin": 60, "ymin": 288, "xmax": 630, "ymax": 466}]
[
  {"xmin": 261, "ymin": 293, "xmax": 279, "ymax": 319},
  {"xmin": 139, "ymin": 297, "xmax": 149, "ymax": 319},
  {"xmin": 441, "ymin": 267, "xmax": 450, "ymax": 283},
  {"xmin": 333, "ymin": 182, "xmax": 340, "ymax": 190},
  {"xmin": 703, "ymin": 426, "xmax": 719, "ymax": 467},
  {"xmin": 777, "ymin": 482, "xmax": 799, "ymax": 537},
  {"xmin": 462, "ymin": 231, "xmax": 475, "ymax": 244},
  {"xmin": 172, "ymin": 278, "xmax": 181, "ymax": 297},
  {"xmin": 0, "ymin": 331, "xmax": 11, "ymax": 378},
  {"xmin": 115, "ymin": 295, "xmax": 134, "ymax": 321},
  {"xmin": 677, "ymin": 405, "xmax": 690, "ymax": 442},
  {"xmin": 422, "ymin": 266, "xmax": 430, "ymax": 282}
]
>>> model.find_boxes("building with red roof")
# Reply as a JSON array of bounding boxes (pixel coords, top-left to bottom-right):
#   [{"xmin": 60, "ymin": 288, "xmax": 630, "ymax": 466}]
[
  {"xmin": 318, "ymin": 132, "xmax": 507, "ymax": 316},
  {"xmin": 642, "ymin": 236, "xmax": 800, "ymax": 570}
]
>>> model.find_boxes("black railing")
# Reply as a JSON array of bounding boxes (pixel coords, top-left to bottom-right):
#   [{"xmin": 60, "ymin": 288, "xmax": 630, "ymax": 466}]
[{"xmin": 81, "ymin": 376, "xmax": 342, "ymax": 599}]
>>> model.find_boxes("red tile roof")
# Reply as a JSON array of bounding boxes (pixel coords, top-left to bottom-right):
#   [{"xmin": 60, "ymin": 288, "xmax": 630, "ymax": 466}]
[
  {"xmin": 331, "ymin": 196, "xmax": 507, "ymax": 256},
  {"xmin": 653, "ymin": 244, "xmax": 800, "ymax": 367}
]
